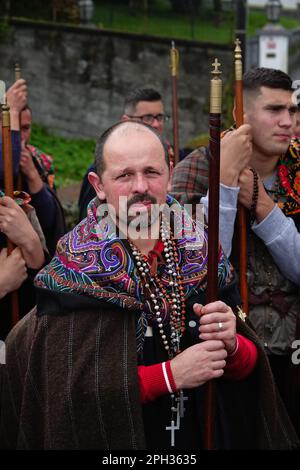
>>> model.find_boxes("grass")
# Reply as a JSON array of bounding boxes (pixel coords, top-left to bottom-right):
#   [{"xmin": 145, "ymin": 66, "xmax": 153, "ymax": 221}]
[
  {"xmin": 248, "ymin": 10, "xmax": 300, "ymax": 37},
  {"xmin": 30, "ymin": 124, "xmax": 95, "ymax": 188},
  {"xmin": 6, "ymin": 2, "xmax": 300, "ymax": 45},
  {"xmin": 94, "ymin": 2, "xmax": 235, "ymax": 44},
  {"xmin": 93, "ymin": 2, "xmax": 300, "ymax": 44}
]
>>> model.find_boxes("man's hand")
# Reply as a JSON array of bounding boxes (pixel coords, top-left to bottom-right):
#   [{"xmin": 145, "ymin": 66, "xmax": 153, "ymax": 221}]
[
  {"xmin": 0, "ymin": 196, "xmax": 45, "ymax": 269},
  {"xmin": 220, "ymin": 124, "xmax": 252, "ymax": 187},
  {"xmin": 6, "ymin": 79, "xmax": 27, "ymax": 130},
  {"xmin": 238, "ymin": 168, "xmax": 275, "ymax": 223},
  {"xmin": 170, "ymin": 340, "xmax": 227, "ymax": 390},
  {"xmin": 20, "ymin": 141, "xmax": 43, "ymax": 193},
  {"xmin": 6, "ymin": 79, "xmax": 27, "ymax": 113},
  {"xmin": 0, "ymin": 248, "xmax": 27, "ymax": 299},
  {"xmin": 194, "ymin": 300, "xmax": 237, "ymax": 354},
  {"xmin": 0, "ymin": 196, "xmax": 35, "ymax": 246}
]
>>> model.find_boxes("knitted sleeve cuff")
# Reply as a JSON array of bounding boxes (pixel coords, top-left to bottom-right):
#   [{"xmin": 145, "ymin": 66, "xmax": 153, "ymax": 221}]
[
  {"xmin": 224, "ymin": 334, "xmax": 258, "ymax": 380},
  {"xmin": 138, "ymin": 361, "xmax": 177, "ymax": 404}
]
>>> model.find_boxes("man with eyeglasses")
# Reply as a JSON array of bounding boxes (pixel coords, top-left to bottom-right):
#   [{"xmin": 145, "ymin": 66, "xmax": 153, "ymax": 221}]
[
  {"xmin": 78, "ymin": 88, "xmax": 172, "ymax": 221},
  {"xmin": 121, "ymin": 88, "xmax": 169, "ymax": 135}
]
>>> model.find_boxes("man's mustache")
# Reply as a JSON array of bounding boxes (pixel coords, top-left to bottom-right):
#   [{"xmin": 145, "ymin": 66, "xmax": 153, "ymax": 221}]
[{"xmin": 127, "ymin": 194, "xmax": 157, "ymax": 209}]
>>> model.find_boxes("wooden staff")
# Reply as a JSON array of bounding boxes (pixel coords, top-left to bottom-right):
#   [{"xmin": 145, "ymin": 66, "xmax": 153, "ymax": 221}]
[
  {"xmin": 234, "ymin": 38, "xmax": 249, "ymax": 314},
  {"xmin": 205, "ymin": 58, "xmax": 222, "ymax": 450},
  {"xmin": 1, "ymin": 81, "xmax": 20, "ymax": 325},
  {"xmin": 15, "ymin": 63, "xmax": 23, "ymax": 191},
  {"xmin": 170, "ymin": 41, "xmax": 180, "ymax": 166}
]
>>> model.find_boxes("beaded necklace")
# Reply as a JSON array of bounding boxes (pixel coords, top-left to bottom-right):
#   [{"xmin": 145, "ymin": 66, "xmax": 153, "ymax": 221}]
[
  {"xmin": 130, "ymin": 217, "xmax": 189, "ymax": 447},
  {"xmin": 130, "ymin": 217, "xmax": 186, "ymax": 358}
]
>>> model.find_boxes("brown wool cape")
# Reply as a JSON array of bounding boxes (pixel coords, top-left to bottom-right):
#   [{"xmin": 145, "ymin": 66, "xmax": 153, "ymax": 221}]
[{"xmin": 0, "ymin": 288, "xmax": 299, "ymax": 450}]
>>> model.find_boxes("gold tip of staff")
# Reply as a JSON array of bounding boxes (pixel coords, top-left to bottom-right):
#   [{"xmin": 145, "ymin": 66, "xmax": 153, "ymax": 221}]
[
  {"xmin": 211, "ymin": 58, "xmax": 221, "ymax": 77},
  {"xmin": 234, "ymin": 38, "xmax": 242, "ymax": 61},
  {"xmin": 210, "ymin": 58, "xmax": 222, "ymax": 114},
  {"xmin": 234, "ymin": 38, "xmax": 243, "ymax": 80},
  {"xmin": 170, "ymin": 45, "xmax": 179, "ymax": 77}
]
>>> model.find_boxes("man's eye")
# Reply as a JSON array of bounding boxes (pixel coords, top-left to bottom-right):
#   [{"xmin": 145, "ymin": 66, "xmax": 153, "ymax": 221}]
[{"xmin": 117, "ymin": 173, "xmax": 130, "ymax": 179}]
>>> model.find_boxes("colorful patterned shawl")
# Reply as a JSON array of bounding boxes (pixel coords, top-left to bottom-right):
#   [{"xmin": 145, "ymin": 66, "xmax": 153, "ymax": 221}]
[
  {"xmin": 278, "ymin": 138, "xmax": 300, "ymax": 215},
  {"xmin": 35, "ymin": 195, "xmax": 232, "ymax": 350}
]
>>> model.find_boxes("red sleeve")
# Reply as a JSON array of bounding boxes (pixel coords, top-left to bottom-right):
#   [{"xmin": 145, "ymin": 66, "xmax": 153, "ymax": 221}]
[
  {"xmin": 138, "ymin": 361, "xmax": 177, "ymax": 404},
  {"xmin": 224, "ymin": 334, "xmax": 258, "ymax": 380}
]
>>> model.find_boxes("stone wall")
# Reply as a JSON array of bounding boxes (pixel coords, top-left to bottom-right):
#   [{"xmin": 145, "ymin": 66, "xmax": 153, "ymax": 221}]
[{"xmin": 0, "ymin": 20, "xmax": 232, "ymax": 146}]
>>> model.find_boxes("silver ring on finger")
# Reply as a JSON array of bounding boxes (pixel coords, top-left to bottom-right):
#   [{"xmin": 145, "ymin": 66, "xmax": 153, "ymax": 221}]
[{"xmin": 218, "ymin": 321, "xmax": 223, "ymax": 331}]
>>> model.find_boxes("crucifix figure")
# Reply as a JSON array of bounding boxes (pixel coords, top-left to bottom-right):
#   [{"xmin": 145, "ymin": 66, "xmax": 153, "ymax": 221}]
[
  {"xmin": 166, "ymin": 418, "xmax": 179, "ymax": 447},
  {"xmin": 166, "ymin": 393, "xmax": 180, "ymax": 447},
  {"xmin": 176, "ymin": 390, "xmax": 188, "ymax": 418}
]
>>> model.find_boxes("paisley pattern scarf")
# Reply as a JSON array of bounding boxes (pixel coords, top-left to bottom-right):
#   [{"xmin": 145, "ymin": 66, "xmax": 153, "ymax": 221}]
[{"xmin": 35, "ymin": 195, "xmax": 232, "ymax": 351}]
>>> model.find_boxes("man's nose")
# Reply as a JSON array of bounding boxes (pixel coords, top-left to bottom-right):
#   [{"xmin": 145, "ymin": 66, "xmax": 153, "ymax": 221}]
[
  {"xmin": 280, "ymin": 110, "xmax": 294, "ymax": 127},
  {"xmin": 150, "ymin": 118, "xmax": 161, "ymax": 130},
  {"xmin": 132, "ymin": 174, "xmax": 149, "ymax": 193}
]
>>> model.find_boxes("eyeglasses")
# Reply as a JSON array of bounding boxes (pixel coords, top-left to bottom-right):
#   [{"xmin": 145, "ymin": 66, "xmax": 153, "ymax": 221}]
[{"xmin": 126, "ymin": 113, "xmax": 170, "ymax": 124}]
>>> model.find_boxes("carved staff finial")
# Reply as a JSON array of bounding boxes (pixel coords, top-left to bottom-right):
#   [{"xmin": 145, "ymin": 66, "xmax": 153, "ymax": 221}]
[
  {"xmin": 234, "ymin": 39, "xmax": 243, "ymax": 81},
  {"xmin": 212, "ymin": 58, "xmax": 221, "ymax": 76},
  {"xmin": 235, "ymin": 37, "xmax": 241, "ymax": 50},
  {"xmin": 210, "ymin": 58, "xmax": 222, "ymax": 114}
]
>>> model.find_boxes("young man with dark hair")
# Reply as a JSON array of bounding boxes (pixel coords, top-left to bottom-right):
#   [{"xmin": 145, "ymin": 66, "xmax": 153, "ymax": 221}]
[{"xmin": 171, "ymin": 67, "xmax": 300, "ymax": 436}]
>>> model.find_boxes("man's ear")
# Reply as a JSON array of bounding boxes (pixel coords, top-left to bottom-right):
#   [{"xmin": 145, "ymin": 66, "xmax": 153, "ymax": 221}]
[
  {"xmin": 121, "ymin": 114, "xmax": 130, "ymax": 122},
  {"xmin": 88, "ymin": 171, "xmax": 106, "ymax": 200},
  {"xmin": 167, "ymin": 161, "xmax": 174, "ymax": 192}
]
